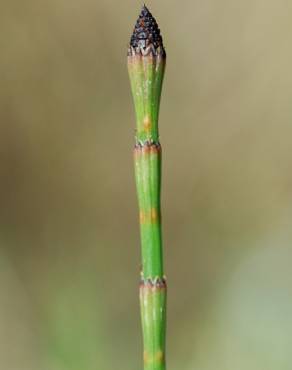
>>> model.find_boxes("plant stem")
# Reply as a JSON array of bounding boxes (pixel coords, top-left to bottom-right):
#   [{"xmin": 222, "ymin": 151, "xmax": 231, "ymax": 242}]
[{"xmin": 128, "ymin": 5, "xmax": 167, "ymax": 370}]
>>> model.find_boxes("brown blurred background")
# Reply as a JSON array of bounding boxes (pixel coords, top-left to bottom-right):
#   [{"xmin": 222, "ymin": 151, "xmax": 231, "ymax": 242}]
[{"xmin": 1, "ymin": 1, "xmax": 292, "ymax": 369}]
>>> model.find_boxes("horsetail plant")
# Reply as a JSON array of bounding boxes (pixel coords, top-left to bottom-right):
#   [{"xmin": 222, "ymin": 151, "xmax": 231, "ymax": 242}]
[{"xmin": 127, "ymin": 5, "xmax": 167, "ymax": 370}]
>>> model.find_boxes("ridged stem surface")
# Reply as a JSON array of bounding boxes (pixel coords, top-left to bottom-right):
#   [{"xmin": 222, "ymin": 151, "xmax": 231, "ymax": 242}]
[{"xmin": 128, "ymin": 5, "xmax": 167, "ymax": 370}]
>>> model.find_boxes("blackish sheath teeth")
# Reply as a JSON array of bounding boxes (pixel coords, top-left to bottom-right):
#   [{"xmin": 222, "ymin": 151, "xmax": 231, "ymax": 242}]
[
  {"xmin": 140, "ymin": 277, "xmax": 167, "ymax": 288},
  {"xmin": 134, "ymin": 140, "xmax": 161, "ymax": 149},
  {"xmin": 128, "ymin": 5, "xmax": 166, "ymax": 56}
]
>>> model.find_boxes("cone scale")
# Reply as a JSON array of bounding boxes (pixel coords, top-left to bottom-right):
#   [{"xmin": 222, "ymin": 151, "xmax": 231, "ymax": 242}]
[{"xmin": 128, "ymin": 5, "xmax": 167, "ymax": 370}]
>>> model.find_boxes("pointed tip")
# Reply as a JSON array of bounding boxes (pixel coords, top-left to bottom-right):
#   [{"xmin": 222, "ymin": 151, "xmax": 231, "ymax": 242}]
[
  {"xmin": 128, "ymin": 5, "xmax": 165, "ymax": 55},
  {"xmin": 141, "ymin": 3, "xmax": 149, "ymax": 13}
]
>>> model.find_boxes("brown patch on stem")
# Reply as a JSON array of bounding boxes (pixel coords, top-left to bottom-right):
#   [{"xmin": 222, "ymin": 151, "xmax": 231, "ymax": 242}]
[
  {"xmin": 143, "ymin": 350, "xmax": 165, "ymax": 365},
  {"xmin": 139, "ymin": 208, "xmax": 159, "ymax": 224},
  {"xmin": 151, "ymin": 207, "xmax": 158, "ymax": 221},
  {"xmin": 139, "ymin": 210, "xmax": 146, "ymax": 223},
  {"xmin": 143, "ymin": 116, "xmax": 152, "ymax": 134},
  {"xmin": 156, "ymin": 350, "xmax": 165, "ymax": 363}
]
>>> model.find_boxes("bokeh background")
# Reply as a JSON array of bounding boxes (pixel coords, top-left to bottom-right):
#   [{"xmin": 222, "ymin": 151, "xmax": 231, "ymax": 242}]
[{"xmin": 1, "ymin": 1, "xmax": 292, "ymax": 369}]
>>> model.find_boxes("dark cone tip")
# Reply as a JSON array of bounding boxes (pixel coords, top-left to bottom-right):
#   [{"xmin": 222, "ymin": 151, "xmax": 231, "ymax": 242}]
[{"xmin": 129, "ymin": 5, "xmax": 165, "ymax": 55}]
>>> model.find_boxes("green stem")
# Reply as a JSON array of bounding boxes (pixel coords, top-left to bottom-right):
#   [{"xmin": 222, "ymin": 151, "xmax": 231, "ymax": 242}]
[
  {"xmin": 134, "ymin": 142, "xmax": 162, "ymax": 278},
  {"xmin": 140, "ymin": 278, "xmax": 166, "ymax": 370},
  {"xmin": 127, "ymin": 5, "xmax": 167, "ymax": 370}
]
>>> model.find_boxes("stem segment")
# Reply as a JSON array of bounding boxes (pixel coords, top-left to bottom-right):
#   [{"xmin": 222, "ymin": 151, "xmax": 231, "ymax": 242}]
[
  {"xmin": 140, "ymin": 278, "xmax": 166, "ymax": 370},
  {"xmin": 127, "ymin": 5, "xmax": 167, "ymax": 370},
  {"xmin": 134, "ymin": 142, "xmax": 162, "ymax": 278}
]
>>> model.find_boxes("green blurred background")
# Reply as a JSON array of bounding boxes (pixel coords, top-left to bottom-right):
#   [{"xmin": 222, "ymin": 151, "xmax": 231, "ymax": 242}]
[{"xmin": 1, "ymin": 1, "xmax": 292, "ymax": 369}]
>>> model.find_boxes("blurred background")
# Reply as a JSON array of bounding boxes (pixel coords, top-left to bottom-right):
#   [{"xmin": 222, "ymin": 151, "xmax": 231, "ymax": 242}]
[{"xmin": 1, "ymin": 0, "xmax": 292, "ymax": 369}]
